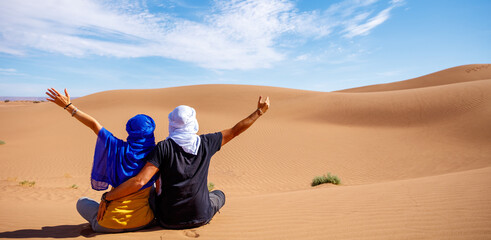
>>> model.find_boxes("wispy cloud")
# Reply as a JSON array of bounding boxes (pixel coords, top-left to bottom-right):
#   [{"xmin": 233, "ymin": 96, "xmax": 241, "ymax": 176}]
[
  {"xmin": 377, "ymin": 70, "xmax": 402, "ymax": 77},
  {"xmin": 321, "ymin": 0, "xmax": 404, "ymax": 38},
  {"xmin": 0, "ymin": 68, "xmax": 26, "ymax": 76},
  {"xmin": 342, "ymin": 3, "xmax": 401, "ymax": 38},
  {"xmin": 0, "ymin": 68, "xmax": 17, "ymax": 73},
  {"xmin": 0, "ymin": 0, "xmax": 403, "ymax": 70}
]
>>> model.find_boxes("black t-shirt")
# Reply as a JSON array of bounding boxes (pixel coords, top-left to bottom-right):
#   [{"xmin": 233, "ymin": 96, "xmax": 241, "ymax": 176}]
[{"xmin": 147, "ymin": 132, "xmax": 222, "ymax": 227}]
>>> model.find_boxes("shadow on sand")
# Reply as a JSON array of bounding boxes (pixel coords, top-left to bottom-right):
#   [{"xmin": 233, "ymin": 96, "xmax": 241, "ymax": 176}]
[
  {"xmin": 0, "ymin": 224, "xmax": 164, "ymax": 239},
  {"xmin": 0, "ymin": 224, "xmax": 99, "ymax": 238}
]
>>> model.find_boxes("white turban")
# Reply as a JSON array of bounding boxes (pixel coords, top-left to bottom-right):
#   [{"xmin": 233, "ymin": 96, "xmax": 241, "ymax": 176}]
[{"xmin": 167, "ymin": 105, "xmax": 201, "ymax": 155}]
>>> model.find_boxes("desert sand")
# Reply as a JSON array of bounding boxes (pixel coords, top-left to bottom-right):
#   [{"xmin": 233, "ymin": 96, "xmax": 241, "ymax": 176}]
[{"xmin": 0, "ymin": 64, "xmax": 490, "ymax": 239}]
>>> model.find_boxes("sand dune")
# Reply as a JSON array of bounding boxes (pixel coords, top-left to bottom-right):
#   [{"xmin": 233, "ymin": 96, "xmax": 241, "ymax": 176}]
[
  {"xmin": 339, "ymin": 64, "xmax": 491, "ymax": 92},
  {"xmin": 0, "ymin": 64, "xmax": 490, "ymax": 239}
]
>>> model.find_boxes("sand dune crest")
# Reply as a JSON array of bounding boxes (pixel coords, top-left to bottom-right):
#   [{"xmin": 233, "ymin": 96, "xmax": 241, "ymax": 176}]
[{"xmin": 340, "ymin": 64, "xmax": 491, "ymax": 92}]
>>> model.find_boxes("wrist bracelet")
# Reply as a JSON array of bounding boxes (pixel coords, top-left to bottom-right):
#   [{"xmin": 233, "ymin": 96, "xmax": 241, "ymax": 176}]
[
  {"xmin": 101, "ymin": 192, "xmax": 111, "ymax": 202},
  {"xmin": 64, "ymin": 103, "xmax": 72, "ymax": 109},
  {"xmin": 71, "ymin": 107, "xmax": 78, "ymax": 117},
  {"xmin": 257, "ymin": 108, "xmax": 264, "ymax": 116}
]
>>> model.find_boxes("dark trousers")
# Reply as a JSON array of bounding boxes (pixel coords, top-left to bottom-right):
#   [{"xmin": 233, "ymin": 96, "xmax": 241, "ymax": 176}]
[
  {"xmin": 153, "ymin": 189, "xmax": 226, "ymax": 229},
  {"xmin": 209, "ymin": 190, "xmax": 226, "ymax": 218}
]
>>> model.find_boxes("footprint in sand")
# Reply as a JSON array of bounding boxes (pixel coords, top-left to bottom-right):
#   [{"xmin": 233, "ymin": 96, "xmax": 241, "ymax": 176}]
[{"xmin": 183, "ymin": 230, "xmax": 200, "ymax": 238}]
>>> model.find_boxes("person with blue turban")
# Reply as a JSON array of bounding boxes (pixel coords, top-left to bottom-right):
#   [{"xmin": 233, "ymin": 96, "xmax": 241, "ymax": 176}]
[{"xmin": 46, "ymin": 88, "xmax": 157, "ymax": 233}]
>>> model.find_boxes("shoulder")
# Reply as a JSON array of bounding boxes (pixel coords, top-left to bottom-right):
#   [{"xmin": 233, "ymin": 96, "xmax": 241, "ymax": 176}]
[
  {"xmin": 97, "ymin": 127, "xmax": 118, "ymax": 142},
  {"xmin": 98, "ymin": 127, "xmax": 110, "ymax": 137},
  {"xmin": 155, "ymin": 139, "xmax": 170, "ymax": 148},
  {"xmin": 200, "ymin": 132, "xmax": 222, "ymax": 151},
  {"xmin": 97, "ymin": 127, "xmax": 127, "ymax": 144},
  {"xmin": 154, "ymin": 139, "xmax": 175, "ymax": 152},
  {"xmin": 200, "ymin": 132, "xmax": 222, "ymax": 143},
  {"xmin": 148, "ymin": 139, "xmax": 170, "ymax": 159},
  {"xmin": 200, "ymin": 132, "xmax": 222, "ymax": 140}
]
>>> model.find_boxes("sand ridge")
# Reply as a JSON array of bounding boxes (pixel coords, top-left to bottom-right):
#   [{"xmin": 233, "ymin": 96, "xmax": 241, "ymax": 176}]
[
  {"xmin": 0, "ymin": 64, "xmax": 490, "ymax": 239},
  {"xmin": 339, "ymin": 64, "xmax": 491, "ymax": 92}
]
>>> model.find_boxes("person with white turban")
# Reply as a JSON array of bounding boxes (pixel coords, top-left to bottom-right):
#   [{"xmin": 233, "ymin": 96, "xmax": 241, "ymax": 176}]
[{"xmin": 99, "ymin": 96, "xmax": 270, "ymax": 229}]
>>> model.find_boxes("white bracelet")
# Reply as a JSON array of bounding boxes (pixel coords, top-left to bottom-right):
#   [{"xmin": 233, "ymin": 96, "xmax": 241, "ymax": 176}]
[
  {"xmin": 257, "ymin": 108, "xmax": 264, "ymax": 116},
  {"xmin": 71, "ymin": 107, "xmax": 78, "ymax": 117}
]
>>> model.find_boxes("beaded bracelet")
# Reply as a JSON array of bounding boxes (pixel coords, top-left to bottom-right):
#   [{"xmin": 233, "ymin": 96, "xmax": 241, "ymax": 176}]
[{"xmin": 71, "ymin": 107, "xmax": 78, "ymax": 117}]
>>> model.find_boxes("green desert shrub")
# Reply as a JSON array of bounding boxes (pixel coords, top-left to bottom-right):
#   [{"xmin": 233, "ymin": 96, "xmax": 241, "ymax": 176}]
[
  {"xmin": 70, "ymin": 184, "xmax": 79, "ymax": 189},
  {"xmin": 0, "ymin": 140, "xmax": 5, "ymax": 145},
  {"xmin": 4, "ymin": 99, "xmax": 10, "ymax": 103},
  {"xmin": 19, "ymin": 180, "xmax": 36, "ymax": 187},
  {"xmin": 311, "ymin": 173, "xmax": 341, "ymax": 186},
  {"xmin": 208, "ymin": 182, "xmax": 215, "ymax": 192}
]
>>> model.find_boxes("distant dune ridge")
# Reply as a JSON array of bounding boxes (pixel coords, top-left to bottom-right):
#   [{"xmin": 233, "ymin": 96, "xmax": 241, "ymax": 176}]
[
  {"xmin": 339, "ymin": 64, "xmax": 491, "ymax": 92},
  {"xmin": 0, "ymin": 64, "xmax": 490, "ymax": 239}
]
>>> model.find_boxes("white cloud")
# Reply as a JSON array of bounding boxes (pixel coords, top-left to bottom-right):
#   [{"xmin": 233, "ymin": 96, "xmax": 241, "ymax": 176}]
[
  {"xmin": 295, "ymin": 54, "xmax": 309, "ymax": 61},
  {"xmin": 377, "ymin": 70, "xmax": 402, "ymax": 77},
  {"xmin": 0, "ymin": 0, "xmax": 403, "ymax": 70},
  {"xmin": 343, "ymin": 7, "xmax": 392, "ymax": 38},
  {"xmin": 0, "ymin": 68, "xmax": 17, "ymax": 73},
  {"xmin": 0, "ymin": 68, "xmax": 26, "ymax": 76},
  {"xmin": 320, "ymin": 0, "xmax": 404, "ymax": 39}
]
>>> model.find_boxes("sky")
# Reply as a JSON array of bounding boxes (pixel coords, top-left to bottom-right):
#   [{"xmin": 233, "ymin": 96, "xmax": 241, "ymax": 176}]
[{"xmin": 0, "ymin": 0, "xmax": 490, "ymax": 97}]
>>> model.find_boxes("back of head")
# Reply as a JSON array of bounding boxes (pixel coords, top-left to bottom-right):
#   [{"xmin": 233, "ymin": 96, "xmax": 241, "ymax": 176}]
[
  {"xmin": 168, "ymin": 105, "xmax": 201, "ymax": 155},
  {"xmin": 168, "ymin": 105, "xmax": 199, "ymax": 134},
  {"xmin": 126, "ymin": 114, "xmax": 156, "ymax": 142}
]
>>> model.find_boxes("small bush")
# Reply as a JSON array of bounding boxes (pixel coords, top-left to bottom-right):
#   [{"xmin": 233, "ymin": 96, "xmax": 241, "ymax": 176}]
[
  {"xmin": 19, "ymin": 180, "xmax": 36, "ymax": 187},
  {"xmin": 208, "ymin": 182, "xmax": 215, "ymax": 192},
  {"xmin": 70, "ymin": 184, "xmax": 78, "ymax": 189},
  {"xmin": 311, "ymin": 173, "xmax": 340, "ymax": 186},
  {"xmin": 33, "ymin": 101, "xmax": 41, "ymax": 103},
  {"xmin": 312, "ymin": 176, "xmax": 326, "ymax": 186},
  {"xmin": 4, "ymin": 99, "xmax": 10, "ymax": 103},
  {"xmin": 0, "ymin": 140, "xmax": 5, "ymax": 145}
]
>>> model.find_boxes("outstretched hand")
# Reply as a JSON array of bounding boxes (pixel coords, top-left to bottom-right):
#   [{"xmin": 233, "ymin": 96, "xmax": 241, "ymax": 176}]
[
  {"xmin": 258, "ymin": 96, "xmax": 270, "ymax": 115},
  {"xmin": 46, "ymin": 88, "xmax": 71, "ymax": 108}
]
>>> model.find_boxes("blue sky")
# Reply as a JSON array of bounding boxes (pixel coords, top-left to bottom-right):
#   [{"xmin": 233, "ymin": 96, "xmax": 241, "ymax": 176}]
[{"xmin": 0, "ymin": 0, "xmax": 490, "ymax": 97}]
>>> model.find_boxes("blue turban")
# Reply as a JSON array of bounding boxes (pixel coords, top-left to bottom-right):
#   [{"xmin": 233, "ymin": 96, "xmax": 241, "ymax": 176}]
[{"xmin": 91, "ymin": 114, "xmax": 156, "ymax": 191}]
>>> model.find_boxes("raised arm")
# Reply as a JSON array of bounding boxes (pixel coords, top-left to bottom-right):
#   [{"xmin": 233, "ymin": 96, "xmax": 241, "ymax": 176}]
[
  {"xmin": 221, "ymin": 96, "xmax": 270, "ymax": 146},
  {"xmin": 46, "ymin": 88, "xmax": 102, "ymax": 135}
]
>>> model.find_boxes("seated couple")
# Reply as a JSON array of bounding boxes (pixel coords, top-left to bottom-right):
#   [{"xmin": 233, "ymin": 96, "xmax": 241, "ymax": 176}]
[{"xmin": 46, "ymin": 88, "xmax": 270, "ymax": 233}]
